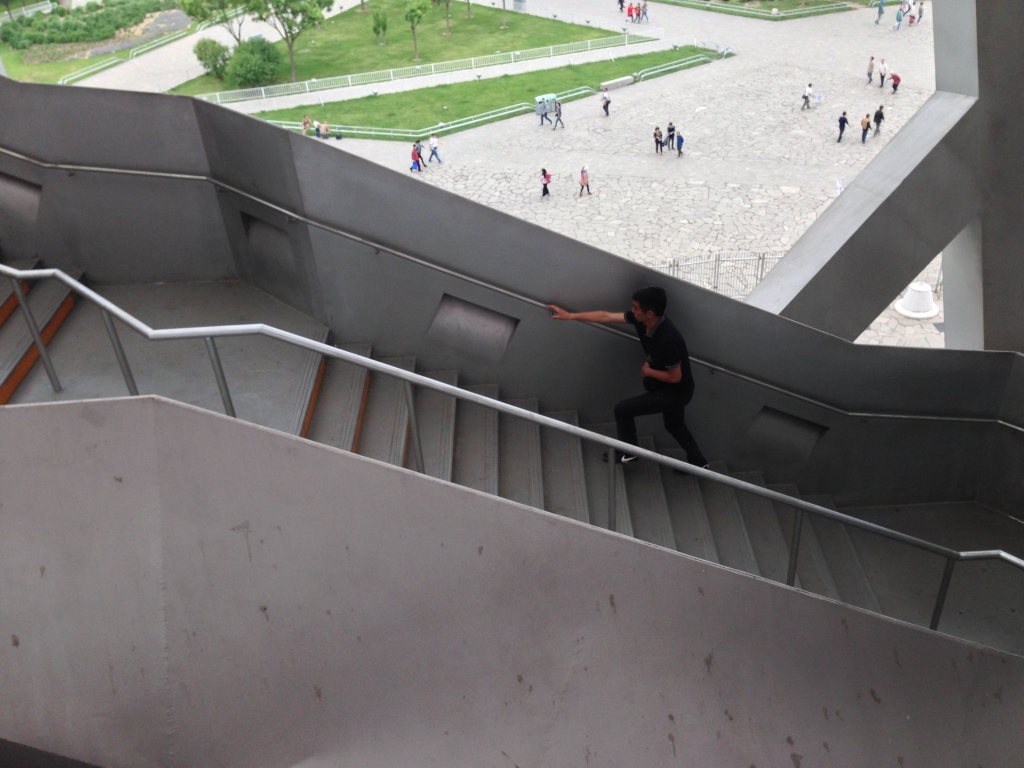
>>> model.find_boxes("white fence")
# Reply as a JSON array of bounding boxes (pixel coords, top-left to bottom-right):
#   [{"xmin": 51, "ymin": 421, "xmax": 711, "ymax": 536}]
[
  {"xmin": 0, "ymin": 0, "xmax": 52, "ymax": 25},
  {"xmin": 196, "ymin": 33, "xmax": 652, "ymax": 105}
]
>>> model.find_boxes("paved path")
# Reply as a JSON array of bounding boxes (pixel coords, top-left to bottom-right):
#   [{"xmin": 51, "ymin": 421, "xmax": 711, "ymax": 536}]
[{"xmin": 77, "ymin": 0, "xmax": 944, "ymax": 347}]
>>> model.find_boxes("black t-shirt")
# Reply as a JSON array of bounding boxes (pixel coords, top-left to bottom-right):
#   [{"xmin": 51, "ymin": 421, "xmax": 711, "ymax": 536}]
[{"xmin": 624, "ymin": 309, "xmax": 694, "ymax": 392}]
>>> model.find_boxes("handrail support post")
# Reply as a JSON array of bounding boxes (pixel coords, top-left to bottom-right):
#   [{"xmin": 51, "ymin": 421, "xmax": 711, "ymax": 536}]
[
  {"xmin": 930, "ymin": 557, "xmax": 956, "ymax": 631},
  {"xmin": 9, "ymin": 276, "xmax": 62, "ymax": 393},
  {"xmin": 607, "ymin": 446, "xmax": 617, "ymax": 532},
  {"xmin": 786, "ymin": 508, "xmax": 804, "ymax": 587},
  {"xmin": 100, "ymin": 309, "xmax": 138, "ymax": 396},
  {"xmin": 204, "ymin": 337, "xmax": 235, "ymax": 417},
  {"xmin": 403, "ymin": 380, "xmax": 426, "ymax": 474}
]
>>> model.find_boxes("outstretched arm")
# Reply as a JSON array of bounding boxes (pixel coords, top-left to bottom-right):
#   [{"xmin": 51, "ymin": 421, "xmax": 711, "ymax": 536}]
[{"xmin": 547, "ymin": 304, "xmax": 626, "ymax": 324}]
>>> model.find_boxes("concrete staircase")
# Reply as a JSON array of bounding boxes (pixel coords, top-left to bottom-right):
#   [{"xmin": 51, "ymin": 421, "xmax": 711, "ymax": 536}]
[{"xmin": 2, "ymin": 274, "xmax": 1020, "ymax": 654}]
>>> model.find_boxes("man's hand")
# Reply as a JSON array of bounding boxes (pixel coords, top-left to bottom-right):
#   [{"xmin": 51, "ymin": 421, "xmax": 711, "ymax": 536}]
[
  {"xmin": 548, "ymin": 304, "xmax": 574, "ymax": 321},
  {"xmin": 642, "ymin": 362, "xmax": 682, "ymax": 384}
]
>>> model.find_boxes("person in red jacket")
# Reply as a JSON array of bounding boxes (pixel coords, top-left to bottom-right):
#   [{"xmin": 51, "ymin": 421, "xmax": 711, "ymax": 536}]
[{"xmin": 891, "ymin": 73, "xmax": 901, "ymax": 94}]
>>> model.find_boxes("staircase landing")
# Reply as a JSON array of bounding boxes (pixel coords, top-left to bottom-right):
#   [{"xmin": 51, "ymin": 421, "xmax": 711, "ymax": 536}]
[{"xmin": 8, "ymin": 281, "xmax": 328, "ymax": 436}]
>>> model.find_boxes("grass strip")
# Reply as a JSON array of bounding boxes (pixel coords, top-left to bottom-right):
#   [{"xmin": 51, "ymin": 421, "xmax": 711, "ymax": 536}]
[
  {"xmin": 651, "ymin": 0, "xmax": 853, "ymax": 20},
  {"xmin": 253, "ymin": 45, "xmax": 717, "ymax": 139}
]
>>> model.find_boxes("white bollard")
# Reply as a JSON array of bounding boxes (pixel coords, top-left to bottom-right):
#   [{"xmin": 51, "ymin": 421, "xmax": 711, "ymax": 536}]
[{"xmin": 895, "ymin": 281, "xmax": 939, "ymax": 318}]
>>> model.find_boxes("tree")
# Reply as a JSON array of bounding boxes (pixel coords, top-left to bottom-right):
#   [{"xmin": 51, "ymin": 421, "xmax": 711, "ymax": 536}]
[
  {"xmin": 404, "ymin": 0, "xmax": 428, "ymax": 61},
  {"xmin": 0, "ymin": 0, "xmax": 16, "ymax": 22},
  {"xmin": 180, "ymin": 0, "xmax": 252, "ymax": 46},
  {"xmin": 441, "ymin": 0, "xmax": 450, "ymax": 35},
  {"xmin": 225, "ymin": 36, "xmax": 282, "ymax": 87},
  {"xmin": 465, "ymin": 0, "xmax": 471, "ymax": 19},
  {"xmin": 249, "ymin": 0, "xmax": 334, "ymax": 82},
  {"xmin": 372, "ymin": 9, "xmax": 387, "ymax": 44},
  {"xmin": 194, "ymin": 37, "xmax": 231, "ymax": 78},
  {"xmin": 500, "ymin": 0, "xmax": 506, "ymax": 28}
]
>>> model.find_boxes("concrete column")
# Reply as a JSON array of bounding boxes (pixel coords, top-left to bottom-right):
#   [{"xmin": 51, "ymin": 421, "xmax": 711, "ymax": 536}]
[{"xmin": 942, "ymin": 217, "xmax": 984, "ymax": 350}]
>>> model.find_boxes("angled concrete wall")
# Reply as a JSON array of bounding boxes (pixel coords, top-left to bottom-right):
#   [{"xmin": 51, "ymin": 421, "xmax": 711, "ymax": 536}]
[
  {"xmin": 1, "ymin": 397, "xmax": 1021, "ymax": 767},
  {"xmin": 747, "ymin": 0, "xmax": 1024, "ymax": 352},
  {"xmin": 3, "ymin": 77, "xmax": 1024, "ymax": 508}
]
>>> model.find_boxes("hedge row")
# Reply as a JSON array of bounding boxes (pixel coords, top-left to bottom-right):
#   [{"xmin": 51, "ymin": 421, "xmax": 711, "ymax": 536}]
[{"xmin": 1, "ymin": 0, "xmax": 179, "ymax": 50}]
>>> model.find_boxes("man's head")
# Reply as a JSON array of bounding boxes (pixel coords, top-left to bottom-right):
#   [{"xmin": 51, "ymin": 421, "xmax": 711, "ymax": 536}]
[{"xmin": 632, "ymin": 286, "xmax": 667, "ymax": 318}]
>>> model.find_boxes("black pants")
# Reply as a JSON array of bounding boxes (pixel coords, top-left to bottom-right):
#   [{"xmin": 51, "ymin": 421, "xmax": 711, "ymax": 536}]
[{"xmin": 614, "ymin": 387, "xmax": 706, "ymax": 465}]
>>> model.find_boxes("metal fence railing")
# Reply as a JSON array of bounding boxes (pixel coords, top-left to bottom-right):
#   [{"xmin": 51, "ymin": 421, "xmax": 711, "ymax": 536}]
[
  {"xmin": 0, "ymin": 0, "xmax": 52, "ymax": 25},
  {"xmin": 650, "ymin": 251, "xmax": 787, "ymax": 298},
  {"xmin": 634, "ymin": 53, "xmax": 715, "ymax": 81},
  {"xmin": 656, "ymin": 0, "xmax": 852, "ymax": 19},
  {"xmin": 195, "ymin": 33, "xmax": 652, "ymax": 104}
]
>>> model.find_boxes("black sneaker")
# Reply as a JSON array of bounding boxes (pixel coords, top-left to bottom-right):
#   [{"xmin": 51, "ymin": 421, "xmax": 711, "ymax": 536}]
[{"xmin": 603, "ymin": 451, "xmax": 638, "ymax": 465}]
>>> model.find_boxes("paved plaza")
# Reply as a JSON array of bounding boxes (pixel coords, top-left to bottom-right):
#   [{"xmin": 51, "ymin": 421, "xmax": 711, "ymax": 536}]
[{"xmin": 78, "ymin": 0, "xmax": 944, "ymax": 346}]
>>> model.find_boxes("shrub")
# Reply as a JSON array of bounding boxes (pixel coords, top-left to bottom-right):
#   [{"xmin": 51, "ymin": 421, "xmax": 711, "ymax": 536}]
[
  {"xmin": 194, "ymin": 37, "xmax": 230, "ymax": 79},
  {"xmin": 225, "ymin": 37, "xmax": 281, "ymax": 88}
]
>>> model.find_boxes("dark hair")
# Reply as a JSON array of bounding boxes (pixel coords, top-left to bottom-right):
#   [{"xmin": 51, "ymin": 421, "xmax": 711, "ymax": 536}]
[{"xmin": 632, "ymin": 286, "xmax": 667, "ymax": 316}]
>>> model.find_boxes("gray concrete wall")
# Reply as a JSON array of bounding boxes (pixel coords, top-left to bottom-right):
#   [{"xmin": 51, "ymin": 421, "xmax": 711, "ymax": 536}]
[
  {"xmin": 1, "ymin": 397, "xmax": 1021, "ymax": 767},
  {"xmin": 3, "ymin": 78, "xmax": 1024, "ymax": 507}
]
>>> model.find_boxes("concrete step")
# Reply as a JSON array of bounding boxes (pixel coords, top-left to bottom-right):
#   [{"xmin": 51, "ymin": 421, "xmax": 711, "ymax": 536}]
[
  {"xmin": 539, "ymin": 410, "xmax": 590, "ymax": 525},
  {"xmin": 732, "ymin": 470, "xmax": 803, "ymax": 587},
  {"xmin": 452, "ymin": 383, "xmax": 500, "ymax": 496},
  {"xmin": 7, "ymin": 281, "xmax": 331, "ymax": 436},
  {"xmin": 306, "ymin": 343, "xmax": 373, "ymax": 450},
  {"xmin": 0, "ymin": 273, "xmax": 78, "ymax": 404},
  {"xmin": 661, "ymin": 449, "xmax": 720, "ymax": 563},
  {"xmin": 697, "ymin": 461, "xmax": 760, "ymax": 576},
  {"xmin": 498, "ymin": 398, "xmax": 545, "ymax": 509},
  {"xmin": 580, "ymin": 423, "xmax": 632, "ymax": 537},
  {"xmin": 356, "ymin": 356, "xmax": 416, "ymax": 467},
  {"xmin": 623, "ymin": 436, "xmax": 677, "ymax": 550},
  {"xmin": 803, "ymin": 494, "xmax": 883, "ymax": 614},
  {"xmin": 414, "ymin": 370, "xmax": 459, "ymax": 481},
  {"xmin": 767, "ymin": 483, "xmax": 840, "ymax": 602}
]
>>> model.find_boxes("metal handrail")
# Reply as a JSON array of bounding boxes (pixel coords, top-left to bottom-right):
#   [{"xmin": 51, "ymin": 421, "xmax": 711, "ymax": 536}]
[
  {"xmin": 3, "ymin": 261, "xmax": 1023, "ymax": 636},
  {"xmin": 634, "ymin": 54, "xmax": 714, "ymax": 81},
  {"xmin": 656, "ymin": 0, "xmax": 852, "ymax": 19},
  {"xmin": 1, "ymin": 141, "xmax": 1020, "ymax": 435}
]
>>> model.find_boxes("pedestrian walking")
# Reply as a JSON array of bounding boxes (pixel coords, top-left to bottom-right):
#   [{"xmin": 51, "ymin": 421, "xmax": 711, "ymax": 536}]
[
  {"xmin": 579, "ymin": 166, "xmax": 591, "ymax": 197},
  {"xmin": 547, "ymin": 286, "xmax": 708, "ymax": 470},
  {"xmin": 890, "ymin": 73, "xmax": 901, "ymax": 94},
  {"xmin": 861, "ymin": 113, "xmax": 871, "ymax": 143},
  {"xmin": 540, "ymin": 102, "xmax": 552, "ymax": 126},
  {"xmin": 428, "ymin": 133, "xmax": 442, "ymax": 163},
  {"xmin": 676, "ymin": 131, "xmax": 684, "ymax": 157},
  {"xmin": 838, "ymin": 111, "xmax": 849, "ymax": 142},
  {"xmin": 867, "ymin": 56, "xmax": 875, "ymax": 84},
  {"xmin": 665, "ymin": 121, "xmax": 676, "ymax": 150},
  {"xmin": 873, "ymin": 105, "xmax": 885, "ymax": 136},
  {"xmin": 415, "ymin": 139, "xmax": 427, "ymax": 170},
  {"xmin": 893, "ymin": 6, "xmax": 903, "ymax": 31},
  {"xmin": 878, "ymin": 58, "xmax": 887, "ymax": 89},
  {"xmin": 410, "ymin": 142, "xmax": 420, "ymax": 171},
  {"xmin": 552, "ymin": 100, "xmax": 565, "ymax": 129},
  {"xmin": 301, "ymin": 115, "xmax": 312, "ymax": 135},
  {"xmin": 654, "ymin": 126, "xmax": 663, "ymax": 154},
  {"xmin": 875, "ymin": 0, "xmax": 885, "ymax": 24},
  {"xmin": 541, "ymin": 168, "xmax": 551, "ymax": 198},
  {"xmin": 640, "ymin": 1, "xmax": 649, "ymax": 22},
  {"xmin": 627, "ymin": 3, "xmax": 634, "ymax": 22},
  {"xmin": 917, "ymin": 0, "xmax": 924, "ymax": 22},
  {"xmin": 618, "ymin": 0, "xmax": 624, "ymax": 11},
  {"xmin": 600, "ymin": 87, "xmax": 611, "ymax": 117},
  {"xmin": 801, "ymin": 83, "xmax": 813, "ymax": 110}
]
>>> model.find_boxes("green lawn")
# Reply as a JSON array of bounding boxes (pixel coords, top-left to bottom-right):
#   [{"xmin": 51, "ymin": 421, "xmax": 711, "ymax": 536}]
[
  {"xmin": 652, "ymin": 0, "xmax": 853, "ymax": 18},
  {"xmin": 171, "ymin": 0, "xmax": 622, "ymax": 96},
  {"xmin": 253, "ymin": 45, "xmax": 715, "ymax": 138},
  {"xmin": 0, "ymin": 45, "xmax": 128, "ymax": 83}
]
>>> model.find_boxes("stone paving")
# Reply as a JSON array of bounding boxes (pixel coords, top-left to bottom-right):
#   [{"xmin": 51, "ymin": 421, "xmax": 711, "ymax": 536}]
[{"xmin": 75, "ymin": 0, "xmax": 945, "ymax": 347}]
